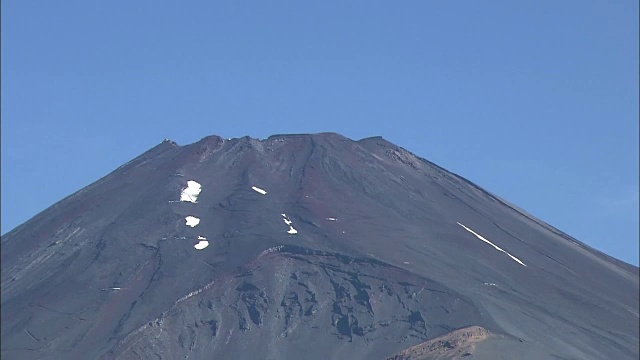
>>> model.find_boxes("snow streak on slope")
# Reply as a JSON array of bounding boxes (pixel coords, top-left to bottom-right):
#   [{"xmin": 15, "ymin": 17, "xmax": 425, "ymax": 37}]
[
  {"xmin": 457, "ymin": 222, "xmax": 526, "ymax": 266},
  {"xmin": 252, "ymin": 186, "xmax": 267, "ymax": 195},
  {"xmin": 281, "ymin": 214, "xmax": 292, "ymax": 225},
  {"xmin": 281, "ymin": 214, "xmax": 298, "ymax": 234}
]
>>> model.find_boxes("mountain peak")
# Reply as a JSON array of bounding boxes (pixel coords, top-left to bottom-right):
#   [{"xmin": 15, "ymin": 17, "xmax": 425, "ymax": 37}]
[{"xmin": 2, "ymin": 132, "xmax": 637, "ymax": 360}]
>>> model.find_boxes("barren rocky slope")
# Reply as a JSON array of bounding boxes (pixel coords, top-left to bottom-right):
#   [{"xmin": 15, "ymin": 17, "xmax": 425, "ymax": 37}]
[{"xmin": 2, "ymin": 133, "xmax": 638, "ymax": 359}]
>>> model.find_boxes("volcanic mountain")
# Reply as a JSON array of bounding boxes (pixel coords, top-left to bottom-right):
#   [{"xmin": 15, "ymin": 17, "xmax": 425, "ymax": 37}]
[{"xmin": 2, "ymin": 133, "xmax": 638, "ymax": 359}]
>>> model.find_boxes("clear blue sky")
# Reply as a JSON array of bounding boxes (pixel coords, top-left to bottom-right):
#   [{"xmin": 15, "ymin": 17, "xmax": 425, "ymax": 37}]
[{"xmin": 2, "ymin": 1, "xmax": 638, "ymax": 265}]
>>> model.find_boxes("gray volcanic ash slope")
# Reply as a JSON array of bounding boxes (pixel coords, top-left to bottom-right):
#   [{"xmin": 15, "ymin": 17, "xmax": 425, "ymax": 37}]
[{"xmin": 1, "ymin": 133, "xmax": 638, "ymax": 360}]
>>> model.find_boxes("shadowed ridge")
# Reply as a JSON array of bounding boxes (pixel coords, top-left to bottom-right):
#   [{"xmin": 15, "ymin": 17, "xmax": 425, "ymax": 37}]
[
  {"xmin": 357, "ymin": 135, "xmax": 391, "ymax": 143},
  {"xmin": 197, "ymin": 134, "xmax": 224, "ymax": 144},
  {"xmin": 187, "ymin": 135, "xmax": 227, "ymax": 162}
]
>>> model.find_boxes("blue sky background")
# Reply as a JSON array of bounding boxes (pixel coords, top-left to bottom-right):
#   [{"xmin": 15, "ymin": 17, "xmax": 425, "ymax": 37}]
[{"xmin": 2, "ymin": 1, "xmax": 638, "ymax": 265}]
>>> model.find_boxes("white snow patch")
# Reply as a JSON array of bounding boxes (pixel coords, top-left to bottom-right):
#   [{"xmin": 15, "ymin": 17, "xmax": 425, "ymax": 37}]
[
  {"xmin": 185, "ymin": 216, "xmax": 200, "ymax": 227},
  {"xmin": 180, "ymin": 181, "xmax": 202, "ymax": 203},
  {"xmin": 281, "ymin": 214, "xmax": 294, "ymax": 227},
  {"xmin": 326, "ymin": 217, "xmax": 337, "ymax": 221},
  {"xmin": 252, "ymin": 186, "xmax": 267, "ymax": 195},
  {"xmin": 287, "ymin": 226, "xmax": 298, "ymax": 234},
  {"xmin": 457, "ymin": 222, "xmax": 526, "ymax": 267},
  {"xmin": 194, "ymin": 239, "xmax": 209, "ymax": 250}
]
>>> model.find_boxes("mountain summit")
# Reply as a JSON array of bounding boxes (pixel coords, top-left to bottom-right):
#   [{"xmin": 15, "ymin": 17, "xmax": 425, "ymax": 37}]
[{"xmin": 2, "ymin": 133, "xmax": 638, "ymax": 359}]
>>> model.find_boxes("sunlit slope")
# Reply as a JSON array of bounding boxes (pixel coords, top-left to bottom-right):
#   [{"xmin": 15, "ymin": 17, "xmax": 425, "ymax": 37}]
[{"xmin": 2, "ymin": 134, "xmax": 638, "ymax": 360}]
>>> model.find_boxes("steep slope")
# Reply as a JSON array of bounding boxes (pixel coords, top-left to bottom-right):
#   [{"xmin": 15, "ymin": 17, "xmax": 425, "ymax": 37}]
[{"xmin": 2, "ymin": 133, "xmax": 638, "ymax": 360}]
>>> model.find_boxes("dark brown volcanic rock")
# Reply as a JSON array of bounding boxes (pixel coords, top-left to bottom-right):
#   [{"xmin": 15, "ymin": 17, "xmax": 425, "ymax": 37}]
[
  {"xmin": 385, "ymin": 325, "xmax": 493, "ymax": 360},
  {"xmin": 1, "ymin": 133, "xmax": 638, "ymax": 359}
]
